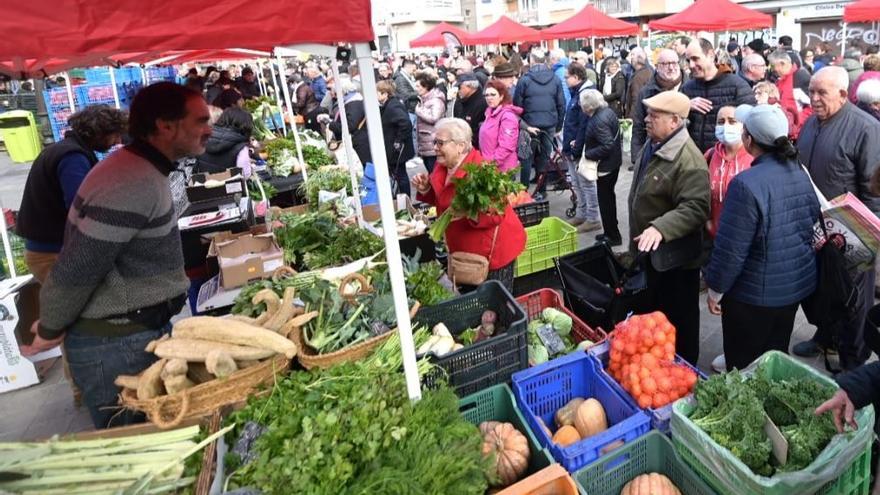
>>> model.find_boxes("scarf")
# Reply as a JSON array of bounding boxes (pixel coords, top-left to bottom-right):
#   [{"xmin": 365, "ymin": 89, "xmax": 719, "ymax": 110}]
[{"xmin": 655, "ymin": 72, "xmax": 682, "ymax": 91}]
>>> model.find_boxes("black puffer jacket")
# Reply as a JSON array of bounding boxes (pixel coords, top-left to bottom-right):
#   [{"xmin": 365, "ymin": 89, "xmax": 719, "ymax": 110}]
[
  {"xmin": 453, "ymin": 93, "xmax": 488, "ymax": 150},
  {"xmin": 329, "ymin": 96, "xmax": 372, "ymax": 168},
  {"xmin": 579, "ymin": 107, "xmax": 622, "ymax": 174},
  {"xmin": 380, "ymin": 97, "xmax": 415, "ymax": 168},
  {"xmin": 196, "ymin": 125, "xmax": 248, "ymax": 174},
  {"xmin": 513, "ymin": 65, "xmax": 566, "ymax": 131},
  {"xmin": 598, "ymin": 71, "xmax": 626, "ymax": 117},
  {"xmin": 681, "ymin": 72, "xmax": 755, "ymax": 152}
]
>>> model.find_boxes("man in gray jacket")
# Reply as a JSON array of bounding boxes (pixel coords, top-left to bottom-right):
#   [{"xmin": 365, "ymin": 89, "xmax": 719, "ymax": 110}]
[{"xmin": 794, "ymin": 66, "xmax": 880, "ymax": 370}]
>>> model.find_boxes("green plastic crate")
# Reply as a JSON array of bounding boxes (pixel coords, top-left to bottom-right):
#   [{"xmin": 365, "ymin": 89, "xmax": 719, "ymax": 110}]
[
  {"xmin": 515, "ymin": 217, "xmax": 578, "ymax": 277},
  {"xmin": 574, "ymin": 431, "xmax": 717, "ymax": 495},
  {"xmin": 671, "ymin": 351, "xmax": 875, "ymax": 495},
  {"xmin": 459, "ymin": 384, "xmax": 554, "ymax": 478}
]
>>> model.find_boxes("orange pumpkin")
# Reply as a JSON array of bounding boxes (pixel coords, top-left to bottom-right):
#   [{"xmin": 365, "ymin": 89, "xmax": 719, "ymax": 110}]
[
  {"xmin": 574, "ymin": 398, "xmax": 608, "ymax": 439},
  {"xmin": 551, "ymin": 425, "xmax": 581, "ymax": 447},
  {"xmin": 620, "ymin": 473, "xmax": 681, "ymax": 495},
  {"xmin": 480, "ymin": 421, "xmax": 531, "ymax": 487}
]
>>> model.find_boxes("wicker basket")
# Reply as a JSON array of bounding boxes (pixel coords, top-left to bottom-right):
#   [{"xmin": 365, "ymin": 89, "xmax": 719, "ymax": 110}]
[
  {"xmin": 119, "ymin": 352, "xmax": 291, "ymax": 429},
  {"xmin": 291, "ymin": 297, "xmax": 421, "ymax": 371}
]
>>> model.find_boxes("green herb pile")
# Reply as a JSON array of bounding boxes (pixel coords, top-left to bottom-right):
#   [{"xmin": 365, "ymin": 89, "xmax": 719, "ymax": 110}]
[
  {"xmin": 299, "ymin": 167, "xmax": 352, "ymax": 208},
  {"xmin": 301, "ymin": 143, "xmax": 335, "ymax": 168},
  {"xmin": 261, "ymin": 138, "xmax": 299, "ymax": 177},
  {"xmin": 429, "ymin": 162, "xmax": 523, "ymax": 241},
  {"xmin": 402, "ymin": 254, "xmax": 453, "ymax": 306},
  {"xmin": 244, "ymin": 97, "xmax": 277, "ymax": 142},
  {"xmin": 243, "ymin": 96, "xmax": 274, "ymax": 113},
  {"xmin": 270, "ymin": 212, "xmax": 383, "ymax": 271},
  {"xmin": 224, "ymin": 362, "xmax": 488, "ymax": 495},
  {"xmin": 689, "ymin": 365, "xmax": 838, "ymax": 476},
  {"xmin": 247, "ymin": 180, "xmax": 278, "ymax": 202}
]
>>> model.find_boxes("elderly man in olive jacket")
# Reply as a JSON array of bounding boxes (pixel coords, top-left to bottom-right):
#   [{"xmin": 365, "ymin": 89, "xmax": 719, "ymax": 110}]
[{"xmin": 629, "ymin": 91, "xmax": 710, "ymax": 365}]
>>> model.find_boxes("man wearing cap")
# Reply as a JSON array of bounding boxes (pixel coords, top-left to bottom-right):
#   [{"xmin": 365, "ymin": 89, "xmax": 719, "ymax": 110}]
[
  {"xmin": 492, "ymin": 62, "xmax": 519, "ymax": 92},
  {"xmin": 682, "ymin": 38, "xmax": 756, "ymax": 152},
  {"xmin": 629, "ymin": 91, "xmax": 710, "ymax": 365},
  {"xmin": 453, "ymin": 72, "xmax": 488, "ymax": 150},
  {"xmin": 705, "ymin": 104, "xmax": 820, "ymax": 370},
  {"xmin": 793, "ymin": 66, "xmax": 880, "ymax": 369},
  {"xmin": 742, "ymin": 39, "xmax": 767, "ymax": 60}
]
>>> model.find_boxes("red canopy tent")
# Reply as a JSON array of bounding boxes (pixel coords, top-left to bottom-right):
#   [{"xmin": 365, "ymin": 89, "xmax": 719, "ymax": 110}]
[
  {"xmin": 2, "ymin": 0, "xmax": 427, "ymax": 400},
  {"xmin": 409, "ymin": 22, "xmax": 473, "ymax": 48},
  {"xmin": 648, "ymin": 0, "xmax": 773, "ymax": 32},
  {"xmin": 844, "ymin": 0, "xmax": 880, "ymax": 22},
  {"xmin": 541, "ymin": 5, "xmax": 640, "ymax": 40},
  {"xmin": 469, "ymin": 16, "xmax": 543, "ymax": 45}
]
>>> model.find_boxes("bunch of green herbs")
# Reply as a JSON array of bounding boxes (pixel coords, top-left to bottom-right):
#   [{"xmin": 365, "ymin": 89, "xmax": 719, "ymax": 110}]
[
  {"xmin": 299, "ymin": 167, "xmax": 352, "ymax": 208},
  {"xmin": 401, "ymin": 253, "xmax": 453, "ymax": 306},
  {"xmin": 301, "ymin": 143, "xmax": 335, "ymax": 169}
]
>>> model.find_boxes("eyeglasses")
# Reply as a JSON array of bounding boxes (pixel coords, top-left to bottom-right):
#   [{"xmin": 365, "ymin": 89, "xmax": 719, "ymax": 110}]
[
  {"xmin": 657, "ymin": 62, "xmax": 679, "ymax": 68},
  {"xmin": 433, "ymin": 139, "xmax": 452, "ymax": 147}
]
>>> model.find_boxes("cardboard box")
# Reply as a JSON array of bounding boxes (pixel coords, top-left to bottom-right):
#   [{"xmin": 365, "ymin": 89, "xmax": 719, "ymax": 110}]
[
  {"xmin": 362, "ymin": 194, "xmax": 419, "ymax": 223},
  {"xmin": 215, "ymin": 234, "xmax": 285, "ymax": 289},
  {"xmin": 1, "ymin": 281, "xmax": 40, "ymax": 394},
  {"xmin": 186, "ymin": 168, "xmax": 246, "ymax": 204}
]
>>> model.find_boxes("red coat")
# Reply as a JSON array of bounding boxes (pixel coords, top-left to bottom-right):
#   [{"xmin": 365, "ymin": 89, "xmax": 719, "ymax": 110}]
[
  {"xmin": 704, "ymin": 142, "xmax": 753, "ymax": 238},
  {"xmin": 417, "ymin": 148, "xmax": 527, "ymax": 270}
]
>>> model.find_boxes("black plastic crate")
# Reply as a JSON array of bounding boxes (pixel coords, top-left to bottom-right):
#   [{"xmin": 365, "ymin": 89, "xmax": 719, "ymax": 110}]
[
  {"xmin": 415, "ymin": 280, "xmax": 528, "ymax": 396},
  {"xmin": 513, "ymin": 200, "xmax": 550, "ymax": 227},
  {"xmin": 512, "ymin": 267, "xmax": 562, "ymax": 297}
]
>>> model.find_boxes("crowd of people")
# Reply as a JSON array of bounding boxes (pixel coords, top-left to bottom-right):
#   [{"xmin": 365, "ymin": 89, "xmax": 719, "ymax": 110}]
[{"xmin": 11, "ymin": 31, "xmax": 880, "ymax": 432}]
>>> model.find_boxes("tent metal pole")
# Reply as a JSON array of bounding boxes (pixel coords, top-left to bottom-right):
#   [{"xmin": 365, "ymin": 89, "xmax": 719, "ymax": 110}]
[
  {"xmin": 255, "ymin": 60, "xmax": 267, "ymax": 97},
  {"xmin": 140, "ymin": 67, "xmax": 148, "ymax": 86},
  {"xmin": 108, "ymin": 67, "xmax": 121, "ymax": 110},
  {"xmin": 276, "ymin": 54, "xmax": 307, "ymax": 181},
  {"xmin": 354, "ymin": 41, "xmax": 421, "ymax": 401},
  {"xmin": 63, "ymin": 71, "xmax": 76, "ymax": 113},
  {"xmin": 267, "ymin": 60, "xmax": 288, "ymax": 136},
  {"xmin": 330, "ymin": 58, "xmax": 364, "ymax": 225},
  {"xmin": 841, "ymin": 22, "xmax": 847, "ymax": 57}
]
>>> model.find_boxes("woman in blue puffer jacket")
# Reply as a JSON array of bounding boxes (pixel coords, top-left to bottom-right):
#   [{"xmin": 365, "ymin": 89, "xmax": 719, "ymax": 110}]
[{"xmin": 704, "ymin": 104, "xmax": 821, "ymax": 370}]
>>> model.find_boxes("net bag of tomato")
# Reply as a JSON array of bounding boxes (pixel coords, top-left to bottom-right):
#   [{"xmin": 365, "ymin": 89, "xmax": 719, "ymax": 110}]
[
  {"xmin": 670, "ymin": 351, "xmax": 875, "ymax": 495},
  {"xmin": 589, "ymin": 311, "xmax": 706, "ymax": 433}
]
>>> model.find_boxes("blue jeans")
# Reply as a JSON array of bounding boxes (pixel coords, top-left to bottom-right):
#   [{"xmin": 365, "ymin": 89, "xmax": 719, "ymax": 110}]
[
  {"xmin": 565, "ymin": 158, "xmax": 599, "ymax": 222},
  {"xmin": 519, "ymin": 155, "xmax": 533, "ymax": 188},
  {"xmin": 64, "ymin": 324, "xmax": 172, "ymax": 429}
]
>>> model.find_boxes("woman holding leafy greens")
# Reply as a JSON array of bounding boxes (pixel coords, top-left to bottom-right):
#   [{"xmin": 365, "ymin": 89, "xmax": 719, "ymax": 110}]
[{"xmin": 412, "ymin": 118, "xmax": 526, "ymax": 291}]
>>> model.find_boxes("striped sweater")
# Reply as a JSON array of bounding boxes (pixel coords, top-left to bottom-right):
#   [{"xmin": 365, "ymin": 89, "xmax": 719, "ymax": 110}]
[{"xmin": 38, "ymin": 141, "xmax": 189, "ymax": 338}]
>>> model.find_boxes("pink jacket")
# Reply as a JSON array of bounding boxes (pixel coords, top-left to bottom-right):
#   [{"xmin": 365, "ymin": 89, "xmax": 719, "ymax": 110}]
[{"xmin": 479, "ymin": 104, "xmax": 523, "ymax": 172}]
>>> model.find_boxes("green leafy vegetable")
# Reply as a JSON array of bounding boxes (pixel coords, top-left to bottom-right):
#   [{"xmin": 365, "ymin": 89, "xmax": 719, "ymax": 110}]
[
  {"xmin": 541, "ymin": 308, "xmax": 572, "ymax": 336},
  {"xmin": 301, "ymin": 143, "xmax": 335, "ymax": 169},
  {"xmin": 428, "ymin": 162, "xmax": 522, "ymax": 241},
  {"xmin": 247, "ymin": 180, "xmax": 277, "ymax": 202},
  {"xmin": 299, "ymin": 167, "xmax": 352, "ymax": 208}
]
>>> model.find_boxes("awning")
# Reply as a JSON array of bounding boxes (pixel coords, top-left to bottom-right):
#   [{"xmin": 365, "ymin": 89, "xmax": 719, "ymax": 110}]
[
  {"xmin": 410, "ymin": 22, "xmax": 473, "ymax": 48},
  {"xmin": 843, "ymin": 0, "xmax": 880, "ymax": 22},
  {"xmin": 541, "ymin": 5, "xmax": 640, "ymax": 40},
  {"xmin": 469, "ymin": 16, "xmax": 543, "ymax": 45},
  {"xmin": 648, "ymin": 0, "xmax": 773, "ymax": 32}
]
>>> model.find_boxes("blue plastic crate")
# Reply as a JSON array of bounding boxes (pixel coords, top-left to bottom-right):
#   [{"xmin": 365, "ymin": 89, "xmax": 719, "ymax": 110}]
[
  {"xmin": 511, "ymin": 352, "xmax": 652, "ymax": 473},
  {"xmin": 43, "ymin": 87, "xmax": 72, "ymax": 109},
  {"xmin": 588, "ymin": 341, "xmax": 707, "ymax": 433}
]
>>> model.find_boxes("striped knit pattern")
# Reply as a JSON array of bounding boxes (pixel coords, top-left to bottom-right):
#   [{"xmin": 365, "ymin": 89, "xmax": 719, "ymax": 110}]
[{"xmin": 39, "ymin": 147, "xmax": 189, "ymax": 337}]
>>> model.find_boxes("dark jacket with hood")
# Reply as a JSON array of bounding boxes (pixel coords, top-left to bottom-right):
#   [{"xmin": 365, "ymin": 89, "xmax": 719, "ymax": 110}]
[
  {"xmin": 598, "ymin": 71, "xmax": 627, "ymax": 117},
  {"xmin": 453, "ymin": 92, "xmax": 489, "ymax": 150},
  {"xmin": 196, "ymin": 125, "xmax": 249, "ymax": 174},
  {"xmin": 681, "ymin": 71, "xmax": 756, "ymax": 152},
  {"xmin": 576, "ymin": 106, "xmax": 622, "ymax": 174},
  {"xmin": 330, "ymin": 94, "xmax": 372, "ymax": 167},
  {"xmin": 513, "ymin": 65, "xmax": 566, "ymax": 131},
  {"xmin": 380, "ymin": 96, "xmax": 415, "ymax": 168},
  {"xmin": 563, "ymin": 80, "xmax": 595, "ymax": 158}
]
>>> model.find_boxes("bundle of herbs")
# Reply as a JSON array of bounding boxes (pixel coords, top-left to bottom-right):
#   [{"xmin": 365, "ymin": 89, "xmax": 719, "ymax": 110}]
[
  {"xmin": 301, "ymin": 143, "xmax": 335, "ymax": 168},
  {"xmin": 428, "ymin": 162, "xmax": 523, "ymax": 242},
  {"xmin": 223, "ymin": 361, "xmax": 488, "ymax": 495},
  {"xmin": 401, "ymin": 252, "xmax": 454, "ymax": 306},
  {"xmin": 261, "ymin": 138, "xmax": 299, "ymax": 177},
  {"xmin": 299, "ymin": 167, "xmax": 352, "ymax": 208},
  {"xmin": 689, "ymin": 365, "xmax": 839, "ymax": 477}
]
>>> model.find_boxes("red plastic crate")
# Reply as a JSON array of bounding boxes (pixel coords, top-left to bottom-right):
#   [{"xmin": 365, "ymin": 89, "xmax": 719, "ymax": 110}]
[{"xmin": 516, "ymin": 289, "xmax": 607, "ymax": 349}]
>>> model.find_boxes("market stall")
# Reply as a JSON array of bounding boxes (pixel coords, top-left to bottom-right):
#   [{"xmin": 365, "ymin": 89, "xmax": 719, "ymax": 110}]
[
  {"xmin": 410, "ymin": 22, "xmax": 475, "ymax": 48},
  {"xmin": 468, "ymin": 16, "xmax": 544, "ymax": 45},
  {"xmin": 647, "ymin": 0, "xmax": 773, "ymax": 47}
]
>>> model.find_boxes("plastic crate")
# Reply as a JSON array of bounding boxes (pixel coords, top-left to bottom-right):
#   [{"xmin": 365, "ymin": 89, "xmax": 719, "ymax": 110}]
[
  {"xmin": 513, "ymin": 200, "xmax": 550, "ymax": 227},
  {"xmin": 511, "ymin": 352, "xmax": 652, "ymax": 472},
  {"xmin": 516, "ymin": 289, "xmax": 607, "ymax": 352},
  {"xmin": 459, "ymin": 384, "xmax": 554, "ymax": 480},
  {"xmin": 75, "ymin": 84, "xmax": 117, "ymax": 106},
  {"xmin": 415, "ymin": 280, "xmax": 528, "ymax": 397},
  {"xmin": 574, "ymin": 431, "xmax": 717, "ymax": 495},
  {"xmin": 43, "ymin": 87, "xmax": 72, "ymax": 108},
  {"xmin": 671, "ymin": 351, "xmax": 875, "ymax": 495},
  {"xmin": 515, "ymin": 217, "xmax": 578, "ymax": 277},
  {"xmin": 499, "ymin": 464, "xmax": 580, "ymax": 495},
  {"xmin": 589, "ymin": 340, "xmax": 706, "ymax": 433}
]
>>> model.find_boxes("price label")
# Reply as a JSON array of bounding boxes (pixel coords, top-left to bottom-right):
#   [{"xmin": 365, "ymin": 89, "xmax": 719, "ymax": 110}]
[{"xmin": 536, "ymin": 324, "xmax": 566, "ymax": 355}]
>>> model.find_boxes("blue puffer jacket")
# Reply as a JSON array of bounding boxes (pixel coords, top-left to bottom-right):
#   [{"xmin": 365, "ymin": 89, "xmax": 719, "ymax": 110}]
[
  {"xmin": 704, "ymin": 154, "xmax": 821, "ymax": 307},
  {"xmin": 562, "ymin": 81, "xmax": 594, "ymax": 158},
  {"xmin": 552, "ymin": 60, "xmax": 571, "ymax": 108},
  {"xmin": 513, "ymin": 65, "xmax": 566, "ymax": 131}
]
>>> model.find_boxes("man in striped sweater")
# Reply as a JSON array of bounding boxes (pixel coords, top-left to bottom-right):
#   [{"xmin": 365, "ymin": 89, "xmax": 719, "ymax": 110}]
[{"xmin": 22, "ymin": 82, "xmax": 212, "ymax": 428}]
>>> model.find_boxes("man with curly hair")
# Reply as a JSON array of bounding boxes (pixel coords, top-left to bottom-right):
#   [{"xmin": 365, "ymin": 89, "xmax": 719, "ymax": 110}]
[{"xmin": 17, "ymin": 104, "xmax": 127, "ymax": 281}]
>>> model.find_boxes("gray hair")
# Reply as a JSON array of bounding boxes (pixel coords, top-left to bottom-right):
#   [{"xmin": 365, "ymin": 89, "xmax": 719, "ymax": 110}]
[
  {"xmin": 435, "ymin": 117, "xmax": 473, "ymax": 146},
  {"xmin": 336, "ymin": 75, "xmax": 359, "ymax": 95},
  {"xmin": 629, "ymin": 47, "xmax": 647, "ymax": 66},
  {"xmin": 460, "ymin": 80, "xmax": 481, "ymax": 91},
  {"xmin": 742, "ymin": 54, "xmax": 765, "ymax": 71},
  {"xmin": 530, "ymin": 48, "xmax": 547, "ymax": 65},
  {"xmin": 579, "ymin": 89, "xmax": 608, "ymax": 113},
  {"xmin": 550, "ymin": 48, "xmax": 566, "ymax": 62},
  {"xmin": 767, "ymin": 50, "xmax": 792, "ymax": 65},
  {"xmin": 857, "ymin": 79, "xmax": 880, "ymax": 104},
  {"xmin": 814, "ymin": 66, "xmax": 851, "ymax": 92}
]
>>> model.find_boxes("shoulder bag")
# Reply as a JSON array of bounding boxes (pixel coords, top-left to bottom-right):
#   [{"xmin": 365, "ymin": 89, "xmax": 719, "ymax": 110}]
[{"xmin": 448, "ymin": 225, "xmax": 500, "ymax": 286}]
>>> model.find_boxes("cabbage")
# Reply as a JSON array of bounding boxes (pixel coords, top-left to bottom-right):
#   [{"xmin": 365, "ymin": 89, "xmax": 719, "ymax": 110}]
[
  {"xmin": 541, "ymin": 308, "xmax": 572, "ymax": 336},
  {"xmin": 529, "ymin": 343, "xmax": 549, "ymax": 365}
]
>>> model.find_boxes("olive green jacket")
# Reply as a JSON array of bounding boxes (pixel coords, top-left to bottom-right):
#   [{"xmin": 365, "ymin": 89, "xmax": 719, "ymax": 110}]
[{"xmin": 628, "ymin": 125, "xmax": 710, "ymax": 268}]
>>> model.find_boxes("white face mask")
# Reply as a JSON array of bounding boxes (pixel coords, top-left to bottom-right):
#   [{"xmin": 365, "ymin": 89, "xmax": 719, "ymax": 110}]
[{"xmin": 715, "ymin": 123, "xmax": 743, "ymax": 145}]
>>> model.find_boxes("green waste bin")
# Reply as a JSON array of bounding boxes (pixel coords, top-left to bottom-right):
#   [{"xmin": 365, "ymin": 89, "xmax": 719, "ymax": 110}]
[{"xmin": 0, "ymin": 110, "xmax": 42, "ymax": 163}]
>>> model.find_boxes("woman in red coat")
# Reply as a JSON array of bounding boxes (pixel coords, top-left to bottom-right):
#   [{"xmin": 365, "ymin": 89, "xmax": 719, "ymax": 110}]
[{"xmin": 412, "ymin": 117, "xmax": 526, "ymax": 291}]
